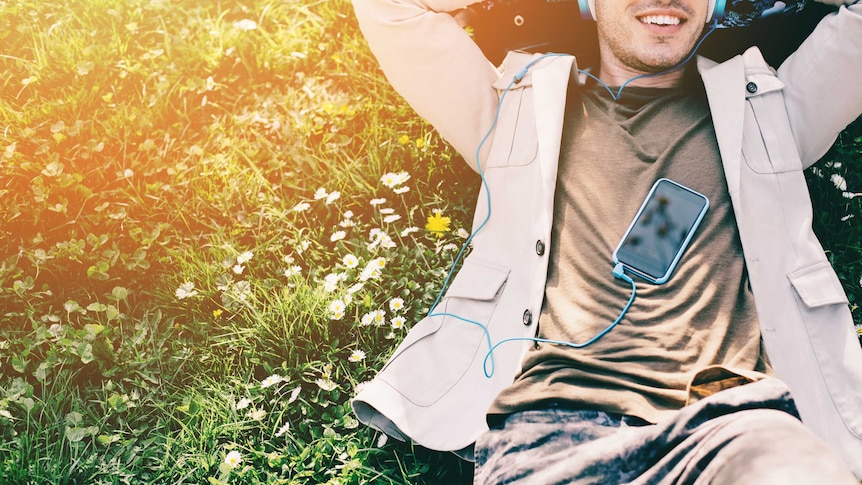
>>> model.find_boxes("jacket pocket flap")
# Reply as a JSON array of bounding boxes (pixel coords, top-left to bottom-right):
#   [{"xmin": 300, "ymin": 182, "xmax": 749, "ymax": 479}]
[
  {"xmin": 492, "ymin": 71, "xmax": 533, "ymax": 90},
  {"xmin": 444, "ymin": 258, "xmax": 510, "ymax": 301},
  {"xmin": 743, "ymin": 72, "xmax": 784, "ymax": 98},
  {"xmin": 493, "ymin": 51, "xmax": 537, "ymax": 89},
  {"xmin": 787, "ymin": 261, "xmax": 849, "ymax": 308},
  {"xmin": 741, "ymin": 49, "xmax": 784, "ymax": 98}
]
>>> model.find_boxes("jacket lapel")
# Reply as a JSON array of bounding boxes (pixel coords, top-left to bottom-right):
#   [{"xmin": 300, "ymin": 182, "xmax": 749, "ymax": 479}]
[
  {"xmin": 532, "ymin": 56, "xmax": 576, "ymax": 211},
  {"xmin": 698, "ymin": 55, "xmax": 745, "ymax": 202}
]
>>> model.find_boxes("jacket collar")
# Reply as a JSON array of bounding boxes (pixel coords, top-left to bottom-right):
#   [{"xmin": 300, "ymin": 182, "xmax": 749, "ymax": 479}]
[{"xmin": 533, "ymin": 55, "xmax": 577, "ymax": 199}]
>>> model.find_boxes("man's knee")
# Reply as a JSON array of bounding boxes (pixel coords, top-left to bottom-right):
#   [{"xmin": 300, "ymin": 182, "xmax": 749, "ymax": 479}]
[
  {"xmin": 713, "ymin": 408, "xmax": 827, "ymax": 456},
  {"xmin": 723, "ymin": 408, "xmax": 805, "ymax": 439},
  {"xmin": 701, "ymin": 409, "xmax": 856, "ymax": 484}
]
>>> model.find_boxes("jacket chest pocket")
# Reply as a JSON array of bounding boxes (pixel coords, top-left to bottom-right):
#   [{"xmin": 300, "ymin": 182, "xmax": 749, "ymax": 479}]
[
  {"xmin": 742, "ymin": 72, "xmax": 803, "ymax": 174},
  {"xmin": 485, "ymin": 76, "xmax": 539, "ymax": 168},
  {"xmin": 378, "ymin": 257, "xmax": 510, "ymax": 407}
]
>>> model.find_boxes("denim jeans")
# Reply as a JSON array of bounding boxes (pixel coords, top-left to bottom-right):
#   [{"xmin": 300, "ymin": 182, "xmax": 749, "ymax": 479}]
[{"xmin": 474, "ymin": 378, "xmax": 856, "ymax": 484}]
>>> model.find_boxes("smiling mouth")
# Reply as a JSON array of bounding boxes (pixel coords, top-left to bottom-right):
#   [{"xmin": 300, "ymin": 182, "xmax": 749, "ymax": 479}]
[{"xmin": 638, "ymin": 14, "xmax": 683, "ymax": 25}]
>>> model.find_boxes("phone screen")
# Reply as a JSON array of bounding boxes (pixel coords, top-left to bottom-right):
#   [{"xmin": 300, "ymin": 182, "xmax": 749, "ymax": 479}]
[{"xmin": 612, "ymin": 179, "xmax": 709, "ymax": 284}]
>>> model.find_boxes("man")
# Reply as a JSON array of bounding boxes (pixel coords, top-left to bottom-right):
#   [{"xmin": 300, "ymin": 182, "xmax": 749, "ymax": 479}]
[{"xmin": 350, "ymin": 0, "xmax": 862, "ymax": 481}]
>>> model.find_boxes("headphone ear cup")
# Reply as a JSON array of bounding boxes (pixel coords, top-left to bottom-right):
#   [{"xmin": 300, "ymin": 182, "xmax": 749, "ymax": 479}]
[
  {"xmin": 707, "ymin": 0, "xmax": 726, "ymax": 23},
  {"xmin": 578, "ymin": 0, "xmax": 597, "ymax": 21}
]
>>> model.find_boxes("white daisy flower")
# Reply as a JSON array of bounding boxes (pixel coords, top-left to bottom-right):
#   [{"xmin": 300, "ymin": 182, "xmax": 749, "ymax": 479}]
[
  {"xmin": 315, "ymin": 378, "xmax": 337, "ymax": 391},
  {"xmin": 323, "ymin": 272, "xmax": 346, "ymax": 292},
  {"xmin": 275, "ymin": 422, "xmax": 291, "ymax": 438},
  {"xmin": 381, "ymin": 173, "xmax": 399, "ymax": 188},
  {"xmin": 343, "ymin": 254, "xmax": 359, "ymax": 269},
  {"xmin": 234, "ymin": 19, "xmax": 258, "ymax": 31},
  {"xmin": 329, "ymin": 299, "xmax": 346, "ymax": 314},
  {"xmin": 831, "ymin": 173, "xmax": 848, "ymax": 191},
  {"xmin": 260, "ymin": 374, "xmax": 283, "ymax": 389},
  {"xmin": 389, "ymin": 298, "xmax": 405, "ymax": 312},
  {"xmin": 247, "ymin": 408, "xmax": 266, "ymax": 420},
  {"xmin": 236, "ymin": 251, "xmax": 254, "ymax": 265},
  {"xmin": 224, "ymin": 450, "xmax": 243, "ymax": 469},
  {"xmin": 284, "ymin": 265, "xmax": 302, "ymax": 278},
  {"xmin": 391, "ymin": 316, "xmax": 406, "ymax": 329},
  {"xmin": 379, "ymin": 235, "xmax": 396, "ymax": 248},
  {"xmin": 175, "ymin": 282, "xmax": 198, "ymax": 300}
]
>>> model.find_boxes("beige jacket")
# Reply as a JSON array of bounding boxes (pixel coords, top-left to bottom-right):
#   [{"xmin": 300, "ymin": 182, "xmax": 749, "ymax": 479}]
[{"xmin": 350, "ymin": 0, "xmax": 862, "ymax": 476}]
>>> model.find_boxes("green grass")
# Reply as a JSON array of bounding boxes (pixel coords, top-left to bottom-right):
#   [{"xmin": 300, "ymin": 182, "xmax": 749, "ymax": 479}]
[{"xmin": 0, "ymin": 0, "xmax": 859, "ymax": 483}]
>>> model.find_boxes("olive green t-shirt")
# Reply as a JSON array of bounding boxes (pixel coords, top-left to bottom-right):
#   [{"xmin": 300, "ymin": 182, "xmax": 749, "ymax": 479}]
[{"xmin": 489, "ymin": 73, "xmax": 771, "ymax": 424}]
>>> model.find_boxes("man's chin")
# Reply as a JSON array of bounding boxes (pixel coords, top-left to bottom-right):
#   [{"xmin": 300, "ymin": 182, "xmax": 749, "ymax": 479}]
[{"xmin": 633, "ymin": 51, "xmax": 693, "ymax": 73}]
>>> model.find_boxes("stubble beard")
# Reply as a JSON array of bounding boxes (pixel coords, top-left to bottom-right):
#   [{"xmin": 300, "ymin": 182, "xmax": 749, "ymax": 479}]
[{"xmin": 599, "ymin": 25, "xmax": 697, "ymax": 74}]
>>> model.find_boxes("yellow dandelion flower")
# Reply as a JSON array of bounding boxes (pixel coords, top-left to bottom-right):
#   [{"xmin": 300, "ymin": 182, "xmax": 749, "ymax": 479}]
[
  {"xmin": 415, "ymin": 138, "xmax": 425, "ymax": 148},
  {"xmin": 425, "ymin": 212, "xmax": 451, "ymax": 237},
  {"xmin": 398, "ymin": 134, "xmax": 410, "ymax": 145}
]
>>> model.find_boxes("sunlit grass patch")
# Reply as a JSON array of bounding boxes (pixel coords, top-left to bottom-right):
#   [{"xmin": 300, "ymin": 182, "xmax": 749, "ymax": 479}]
[{"xmin": 0, "ymin": 0, "xmax": 478, "ymax": 482}]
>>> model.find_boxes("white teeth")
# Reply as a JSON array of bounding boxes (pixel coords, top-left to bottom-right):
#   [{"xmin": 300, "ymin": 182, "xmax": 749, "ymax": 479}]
[{"xmin": 640, "ymin": 15, "xmax": 681, "ymax": 25}]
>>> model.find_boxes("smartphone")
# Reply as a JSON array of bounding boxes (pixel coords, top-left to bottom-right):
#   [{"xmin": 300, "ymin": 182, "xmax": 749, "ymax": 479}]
[{"xmin": 612, "ymin": 178, "xmax": 709, "ymax": 284}]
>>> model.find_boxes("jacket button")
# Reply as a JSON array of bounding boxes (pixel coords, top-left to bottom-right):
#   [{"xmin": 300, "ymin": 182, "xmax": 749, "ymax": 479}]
[
  {"xmin": 535, "ymin": 240, "xmax": 545, "ymax": 256},
  {"xmin": 523, "ymin": 309, "xmax": 532, "ymax": 326},
  {"xmin": 746, "ymin": 82, "xmax": 758, "ymax": 94}
]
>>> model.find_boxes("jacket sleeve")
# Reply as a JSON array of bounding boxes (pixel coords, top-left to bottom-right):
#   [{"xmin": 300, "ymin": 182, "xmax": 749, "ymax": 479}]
[
  {"xmin": 351, "ymin": 0, "xmax": 500, "ymax": 171},
  {"xmin": 778, "ymin": 3, "xmax": 862, "ymax": 167}
]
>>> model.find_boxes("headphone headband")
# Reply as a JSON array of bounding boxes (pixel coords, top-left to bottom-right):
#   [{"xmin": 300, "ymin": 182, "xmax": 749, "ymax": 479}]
[{"xmin": 578, "ymin": 0, "xmax": 597, "ymax": 20}]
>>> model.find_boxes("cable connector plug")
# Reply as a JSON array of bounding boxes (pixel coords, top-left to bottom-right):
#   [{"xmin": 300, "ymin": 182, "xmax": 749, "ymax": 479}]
[
  {"xmin": 513, "ymin": 68, "xmax": 528, "ymax": 83},
  {"xmin": 613, "ymin": 262, "xmax": 635, "ymax": 284}
]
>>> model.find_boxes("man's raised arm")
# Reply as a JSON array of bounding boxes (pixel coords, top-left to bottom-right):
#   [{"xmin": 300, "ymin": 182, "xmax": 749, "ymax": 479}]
[
  {"xmin": 778, "ymin": 2, "xmax": 862, "ymax": 166},
  {"xmin": 351, "ymin": 0, "xmax": 501, "ymax": 170}
]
